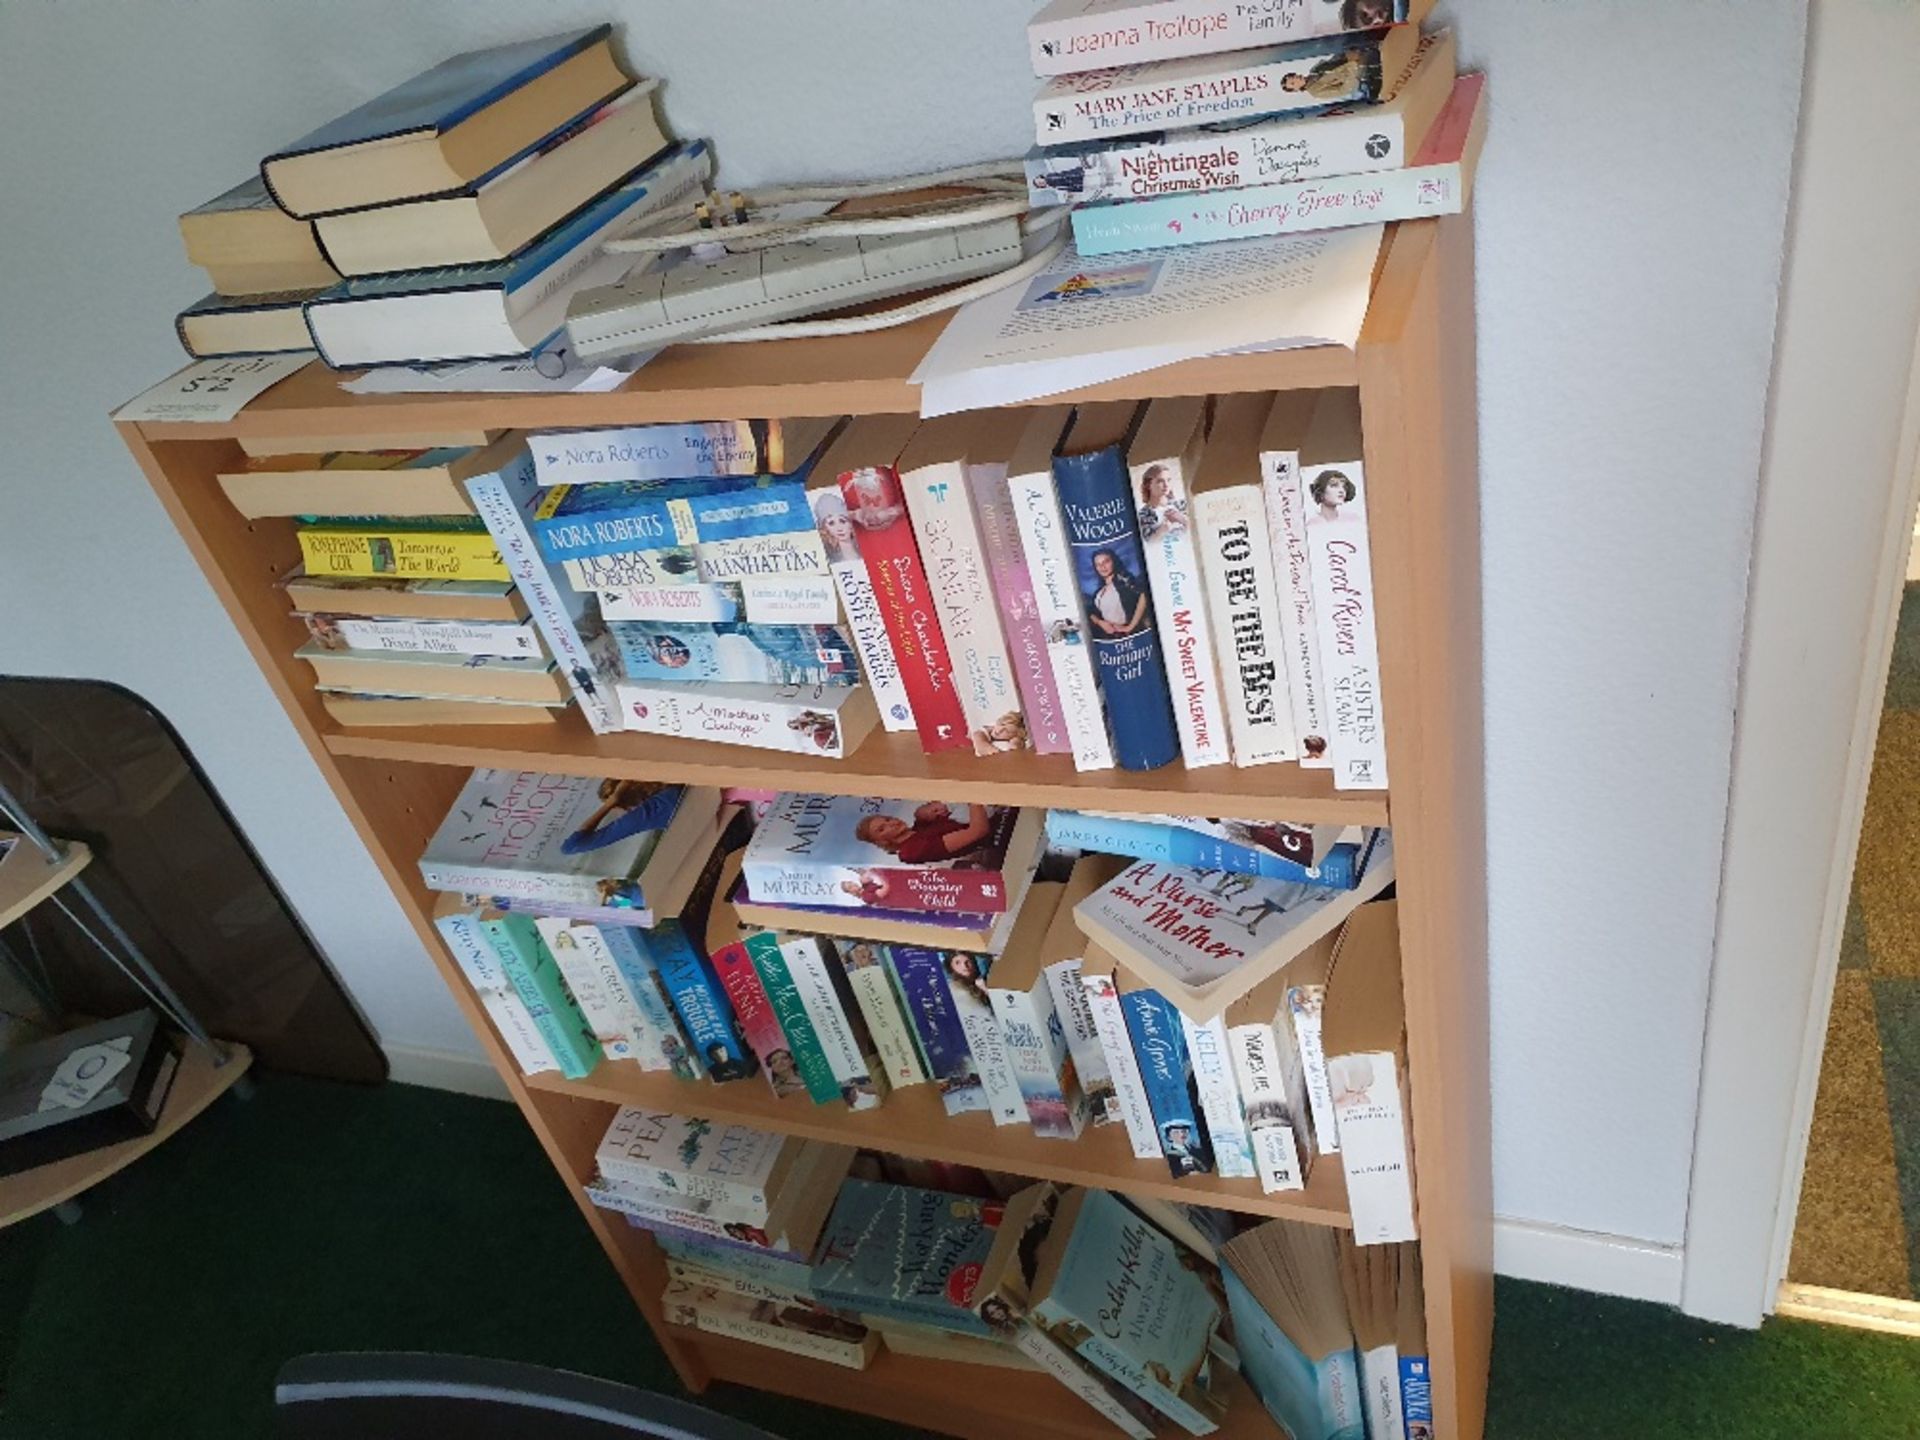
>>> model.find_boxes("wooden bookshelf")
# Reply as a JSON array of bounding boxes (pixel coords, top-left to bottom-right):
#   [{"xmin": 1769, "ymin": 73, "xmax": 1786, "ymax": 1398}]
[{"xmin": 115, "ymin": 216, "xmax": 1490, "ymax": 1440}]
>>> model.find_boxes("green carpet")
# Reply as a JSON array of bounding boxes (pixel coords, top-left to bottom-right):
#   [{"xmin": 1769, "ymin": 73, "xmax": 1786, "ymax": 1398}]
[{"xmin": 1, "ymin": 1075, "xmax": 1917, "ymax": 1440}]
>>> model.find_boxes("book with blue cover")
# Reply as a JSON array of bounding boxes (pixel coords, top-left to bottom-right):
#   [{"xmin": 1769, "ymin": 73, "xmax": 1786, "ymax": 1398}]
[
  {"xmin": 880, "ymin": 944, "xmax": 985, "ymax": 1115},
  {"xmin": 609, "ymin": 621, "xmax": 861, "ymax": 687},
  {"xmin": 530, "ymin": 419, "xmax": 769, "ymax": 488},
  {"xmin": 1052, "ymin": 404, "xmax": 1180, "ymax": 771},
  {"xmin": 1121, "ymin": 988, "xmax": 1214, "ymax": 1177},
  {"xmin": 647, "ymin": 920, "xmax": 756, "ymax": 1082},
  {"xmin": 1046, "ymin": 811, "xmax": 1365, "ymax": 889},
  {"xmin": 595, "ymin": 925, "xmax": 703, "ymax": 1080},
  {"xmin": 1219, "ymin": 1223, "xmax": 1365, "ymax": 1440},
  {"xmin": 811, "ymin": 1179, "xmax": 1003, "ymax": 1336},
  {"xmin": 1029, "ymin": 1188, "xmax": 1225, "ymax": 1434},
  {"xmin": 262, "ymin": 26, "xmax": 627, "ymax": 216}
]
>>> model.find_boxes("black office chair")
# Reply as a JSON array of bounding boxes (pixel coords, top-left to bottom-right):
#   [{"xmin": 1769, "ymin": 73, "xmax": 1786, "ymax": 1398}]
[{"xmin": 276, "ymin": 1353, "xmax": 786, "ymax": 1440}]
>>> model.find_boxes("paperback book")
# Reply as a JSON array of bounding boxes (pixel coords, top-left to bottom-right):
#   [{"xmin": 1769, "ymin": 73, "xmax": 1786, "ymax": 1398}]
[
  {"xmin": 1026, "ymin": 0, "xmax": 1427, "ymax": 75},
  {"xmin": 1121, "ymin": 986, "xmax": 1214, "ymax": 1177},
  {"xmin": 945, "ymin": 949, "xmax": 1028, "ymax": 1127},
  {"xmin": 811, "ymin": 1180, "xmax": 1003, "ymax": 1337},
  {"xmin": 742, "ymin": 931, "xmax": 842, "ymax": 1105},
  {"xmin": 597, "ymin": 574, "xmax": 838, "ymax": 627},
  {"xmin": 297, "ymin": 524, "xmax": 505, "ymax": 583},
  {"xmin": 535, "ymin": 916, "xmax": 644, "ymax": 1062},
  {"xmin": 608, "ymin": 621, "xmax": 860, "ymax": 686},
  {"xmin": 707, "ymin": 933, "xmax": 806, "ymax": 1099},
  {"xmin": 984, "ymin": 882, "xmax": 1090, "ymax": 1139},
  {"xmin": 1046, "ymin": 810, "xmax": 1364, "ymax": 887},
  {"xmin": 834, "ymin": 940, "xmax": 928, "ymax": 1089},
  {"xmin": 741, "ymin": 793, "xmax": 1036, "ymax": 916},
  {"xmin": 616, "ymin": 679, "xmax": 877, "ymax": 758},
  {"xmin": 1038, "ymin": 856, "xmax": 1130, "ymax": 1128},
  {"xmin": 480, "ymin": 913, "xmax": 602, "ymax": 1079},
  {"xmin": 1181, "ymin": 1011, "xmax": 1256, "ymax": 1179},
  {"xmin": 596, "ymin": 925, "xmax": 702, "ymax": 1078},
  {"xmin": 299, "ymin": 612, "xmax": 542, "ymax": 659},
  {"xmin": 648, "ymin": 920, "xmax": 757, "ymax": 1083},
  {"xmin": 593, "ymin": 1107, "xmax": 788, "ymax": 1217},
  {"xmin": 532, "ymin": 470, "xmax": 817, "ymax": 566},
  {"xmin": 806, "ymin": 461, "xmax": 918, "ymax": 734},
  {"xmin": 529, "ymin": 418, "xmax": 766, "ymax": 487},
  {"xmin": 433, "ymin": 902, "xmax": 556, "ymax": 1076},
  {"xmin": 662, "ymin": 1280, "xmax": 878, "ymax": 1370},
  {"xmin": 1081, "ymin": 967, "xmax": 1164, "ymax": 1160},
  {"xmin": 782, "ymin": 935, "xmax": 886, "ymax": 1111},
  {"xmin": 1258, "ymin": 390, "xmax": 1332, "ymax": 766},
  {"xmin": 884, "ymin": 944, "xmax": 987, "ymax": 1117}
]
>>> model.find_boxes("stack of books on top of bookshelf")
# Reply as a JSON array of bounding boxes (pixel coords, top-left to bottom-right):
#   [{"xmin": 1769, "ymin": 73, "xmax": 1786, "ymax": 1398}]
[
  {"xmin": 214, "ymin": 387, "xmax": 1392, "ymax": 792},
  {"xmin": 1020, "ymin": 0, "xmax": 1486, "ymax": 256},
  {"xmin": 418, "ymin": 768, "xmax": 1414, "ymax": 1247},
  {"xmin": 174, "ymin": 26, "xmax": 706, "ymax": 368},
  {"xmin": 581, "ymin": 1098, "xmax": 1431, "ymax": 1440}
]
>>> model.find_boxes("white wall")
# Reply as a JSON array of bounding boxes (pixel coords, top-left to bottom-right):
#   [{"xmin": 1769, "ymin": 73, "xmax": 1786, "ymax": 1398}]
[{"xmin": 0, "ymin": 3, "xmax": 1806, "ymax": 1257}]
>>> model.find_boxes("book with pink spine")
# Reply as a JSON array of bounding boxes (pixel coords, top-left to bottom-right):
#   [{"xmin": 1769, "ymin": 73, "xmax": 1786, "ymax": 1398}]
[{"xmin": 968, "ymin": 431, "xmax": 1072, "ymax": 756}]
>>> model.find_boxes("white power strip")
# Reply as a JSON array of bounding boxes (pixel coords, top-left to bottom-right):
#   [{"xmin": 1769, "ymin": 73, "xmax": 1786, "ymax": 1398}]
[{"xmin": 566, "ymin": 215, "xmax": 1025, "ymax": 362}]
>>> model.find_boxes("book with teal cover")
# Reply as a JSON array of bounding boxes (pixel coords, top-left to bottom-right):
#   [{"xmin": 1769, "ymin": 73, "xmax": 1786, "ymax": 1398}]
[
  {"xmin": 744, "ymin": 932, "xmax": 840, "ymax": 1105},
  {"xmin": 1222, "ymin": 1268, "xmax": 1364, "ymax": 1440},
  {"xmin": 596, "ymin": 925, "xmax": 702, "ymax": 1080},
  {"xmin": 811, "ymin": 1179, "xmax": 1001, "ymax": 1336},
  {"xmin": 648, "ymin": 921, "xmax": 755, "ymax": 1082},
  {"xmin": 481, "ymin": 914, "xmax": 601, "ymax": 1078},
  {"xmin": 1032, "ymin": 1189, "xmax": 1223, "ymax": 1433}
]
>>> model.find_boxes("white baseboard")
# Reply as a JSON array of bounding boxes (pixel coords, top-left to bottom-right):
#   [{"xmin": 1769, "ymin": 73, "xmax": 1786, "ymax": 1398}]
[
  {"xmin": 384, "ymin": 1043, "xmax": 511, "ymax": 1101},
  {"xmin": 1494, "ymin": 1216, "xmax": 1684, "ymax": 1305}
]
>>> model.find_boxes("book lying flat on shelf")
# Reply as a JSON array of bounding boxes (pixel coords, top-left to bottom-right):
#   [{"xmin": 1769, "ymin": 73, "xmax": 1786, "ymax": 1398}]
[
  {"xmin": 279, "ymin": 569, "xmax": 528, "ymax": 624},
  {"xmin": 594, "ymin": 1107, "xmax": 853, "ymax": 1231},
  {"xmin": 296, "ymin": 524, "xmax": 506, "ymax": 583},
  {"xmin": 217, "ymin": 439, "xmax": 521, "ymax": 520},
  {"xmin": 313, "ymin": 83, "xmax": 674, "ymax": 276},
  {"xmin": 530, "ymin": 416, "xmax": 767, "ymax": 487},
  {"xmin": 662, "ymin": 1280, "xmax": 879, "ymax": 1370},
  {"xmin": 597, "ymin": 574, "xmax": 837, "ymax": 627},
  {"xmin": 175, "ymin": 288, "xmax": 320, "ymax": 359},
  {"xmin": 1076, "ymin": 832, "xmax": 1394, "ymax": 1021},
  {"xmin": 178, "ymin": 174, "xmax": 338, "ymax": 296},
  {"xmin": 608, "ymin": 621, "xmax": 860, "ymax": 687},
  {"xmin": 730, "ymin": 880, "xmax": 1028, "ymax": 957},
  {"xmin": 614, "ymin": 677, "xmax": 879, "ymax": 758},
  {"xmin": 296, "ymin": 645, "xmax": 567, "ymax": 704},
  {"xmin": 1026, "ymin": 29, "xmax": 1455, "ymax": 204},
  {"xmin": 300, "ymin": 611, "xmax": 543, "ymax": 660},
  {"xmin": 748, "ymin": 795, "xmax": 1045, "ymax": 918},
  {"xmin": 812, "ymin": 1179, "xmax": 1004, "ymax": 1337},
  {"xmin": 418, "ymin": 769, "xmax": 719, "ymax": 913},
  {"xmin": 1047, "ymin": 811, "xmax": 1366, "ymax": 888},
  {"xmin": 1026, "ymin": 0, "xmax": 1431, "ymax": 76},
  {"xmin": 261, "ymin": 25, "xmax": 631, "ymax": 217},
  {"xmin": 318, "ymin": 692, "xmax": 562, "ymax": 728}
]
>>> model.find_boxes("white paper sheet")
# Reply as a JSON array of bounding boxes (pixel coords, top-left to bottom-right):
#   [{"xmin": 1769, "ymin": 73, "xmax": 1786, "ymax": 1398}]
[
  {"xmin": 910, "ymin": 225, "xmax": 1383, "ymax": 416},
  {"xmin": 114, "ymin": 354, "xmax": 311, "ymax": 423}
]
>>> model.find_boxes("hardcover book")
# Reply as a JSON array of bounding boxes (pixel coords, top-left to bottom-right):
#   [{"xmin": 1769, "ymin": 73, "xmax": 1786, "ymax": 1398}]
[
  {"xmin": 178, "ymin": 173, "xmax": 337, "ymax": 296},
  {"xmin": 1120, "ymin": 986, "xmax": 1214, "ymax": 1177},
  {"xmin": 1052, "ymin": 402, "xmax": 1181, "ymax": 770},
  {"xmin": 898, "ymin": 412, "xmax": 1030, "ymax": 756},
  {"xmin": 609, "ymin": 621, "xmax": 860, "ymax": 687},
  {"xmin": 782, "ymin": 936, "xmax": 886, "ymax": 1111},
  {"xmin": 743, "ymin": 931, "xmax": 841, "ymax": 1105},
  {"xmin": 1027, "ymin": 0, "xmax": 1426, "ymax": 76},
  {"xmin": 884, "ymin": 944, "xmax": 986, "ymax": 1116},
  {"xmin": 706, "ymin": 932, "xmax": 805, "ymax": 1099},
  {"xmin": 1131, "ymin": 396, "xmax": 1232, "ymax": 768},
  {"xmin": 1029, "ymin": 1187, "xmax": 1226, "ymax": 1434},
  {"xmin": 1032, "ymin": 28, "xmax": 1419, "ymax": 145},
  {"xmin": 418, "ymin": 769, "xmax": 706, "ymax": 912},
  {"xmin": 261, "ymin": 26, "xmax": 629, "ymax": 216},
  {"xmin": 297, "ymin": 524, "xmax": 505, "ymax": 583},
  {"xmin": 479, "ymin": 913, "xmax": 602, "ymax": 1079},
  {"xmin": 465, "ymin": 445, "xmax": 625, "ymax": 733},
  {"xmin": 1026, "ymin": 28, "xmax": 1452, "ymax": 199},
  {"xmin": 650, "ymin": 920, "xmax": 757, "ymax": 1083},
  {"xmin": 1005, "ymin": 405, "xmax": 1116, "ymax": 771},
  {"xmin": 1071, "ymin": 73, "xmax": 1487, "ymax": 257},
  {"xmin": 1299, "ymin": 388, "xmax": 1389, "ymax": 789},
  {"xmin": 806, "ymin": 446, "xmax": 918, "ymax": 734},
  {"xmin": 829, "ymin": 414, "xmax": 973, "ymax": 753},
  {"xmin": 175, "ymin": 286, "xmax": 323, "ymax": 359},
  {"xmin": 1081, "ymin": 966, "xmax": 1164, "ymax": 1160},
  {"xmin": 1258, "ymin": 390, "xmax": 1332, "ymax": 766},
  {"xmin": 615, "ymin": 679, "xmax": 878, "ymax": 759},
  {"xmin": 1075, "ymin": 835, "xmax": 1395, "ymax": 1021},
  {"xmin": 811, "ymin": 1180, "xmax": 1004, "ymax": 1337},
  {"xmin": 741, "ymin": 793, "xmax": 1036, "ymax": 916},
  {"xmin": 1190, "ymin": 392, "xmax": 1300, "ymax": 766}
]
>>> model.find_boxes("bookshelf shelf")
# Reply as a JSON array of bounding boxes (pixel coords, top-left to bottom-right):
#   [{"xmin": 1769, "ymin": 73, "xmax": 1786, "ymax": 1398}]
[
  {"xmin": 525, "ymin": 1062, "xmax": 1353, "ymax": 1229},
  {"xmin": 117, "ymin": 217, "xmax": 1490, "ymax": 1440},
  {"xmin": 323, "ymin": 718, "xmax": 1388, "ymax": 827},
  {"xmin": 0, "ymin": 835, "xmax": 89, "ymax": 930}
]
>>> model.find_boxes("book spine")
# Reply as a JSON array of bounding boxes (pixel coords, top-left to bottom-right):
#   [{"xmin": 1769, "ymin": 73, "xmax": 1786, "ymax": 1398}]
[
  {"xmin": 590, "ymin": 1178, "xmax": 767, "ymax": 1243},
  {"xmin": 655, "ymin": 1232, "xmax": 818, "ymax": 1291},
  {"xmin": 837, "ymin": 943, "xmax": 929, "ymax": 1088},
  {"xmin": 535, "ymin": 917, "xmax": 640, "ymax": 1063},
  {"xmin": 297, "ymin": 527, "xmax": 506, "ymax": 582},
  {"xmin": 1400, "ymin": 1353, "xmax": 1433, "ymax": 1437},
  {"xmin": 608, "ymin": 622, "xmax": 860, "ymax": 687},
  {"xmin": 481, "ymin": 917, "xmax": 601, "ymax": 1079},
  {"xmin": 1027, "ymin": 0, "xmax": 1409, "ymax": 75},
  {"xmin": 649, "ymin": 921, "xmax": 756, "ymax": 1083},
  {"xmin": 301, "ymin": 613, "xmax": 543, "ymax": 659},
  {"xmin": 596, "ymin": 582, "xmax": 742, "ymax": 624},
  {"xmin": 1007, "ymin": 1324, "xmax": 1157, "ymax": 1440},
  {"xmin": 419, "ymin": 858, "xmax": 609, "ymax": 910},
  {"xmin": 664, "ymin": 1261, "xmax": 832, "ymax": 1312},
  {"xmin": 947, "ymin": 967, "xmax": 1028, "ymax": 1127},
  {"xmin": 781, "ymin": 936, "xmax": 885, "ymax": 1111},
  {"xmin": 434, "ymin": 906, "xmax": 512, "ymax": 992},
  {"xmin": 1301, "ymin": 452, "xmax": 1388, "ymax": 789},
  {"xmin": 988, "ymin": 980, "xmax": 1089, "ymax": 1140},
  {"xmin": 708, "ymin": 939, "xmax": 804, "ymax": 1096},
  {"xmin": 1034, "ymin": 42, "xmax": 1377, "ymax": 144},
  {"xmin": 1070, "ymin": 1332, "xmax": 1220, "ymax": 1436},
  {"xmin": 743, "ymin": 933, "xmax": 842, "ymax": 1105},
  {"xmin": 1259, "ymin": 441, "xmax": 1331, "ymax": 766},
  {"xmin": 598, "ymin": 1161, "xmax": 770, "ymax": 1226},
  {"xmin": 1006, "ymin": 467, "xmax": 1116, "ymax": 771},
  {"xmin": 1288, "ymin": 982, "xmax": 1339, "ymax": 1154},
  {"xmin": 840, "ymin": 462, "xmax": 971, "ymax": 752},
  {"xmin": 1137, "ymin": 464, "xmax": 1232, "ymax": 769},
  {"xmin": 528, "ymin": 421, "xmax": 763, "ymax": 487},
  {"xmin": 476, "ymin": 989, "xmax": 560, "ymax": 1076},
  {"xmin": 736, "ymin": 575, "xmax": 841, "ymax": 626},
  {"xmin": 1082, "ymin": 972, "xmax": 1165, "ymax": 1160},
  {"xmin": 613, "ymin": 679, "xmax": 863, "ymax": 758},
  {"xmin": 1193, "ymin": 484, "xmax": 1298, "ymax": 765},
  {"xmin": 597, "ymin": 926, "xmax": 702, "ymax": 1080},
  {"xmin": 882, "ymin": 945, "xmax": 983, "ymax": 1108},
  {"xmin": 694, "ymin": 528, "xmax": 830, "ymax": 583},
  {"xmin": 1072, "ymin": 156, "xmax": 1469, "ymax": 256},
  {"xmin": 663, "ymin": 1291, "xmax": 873, "ymax": 1370},
  {"xmin": 742, "ymin": 856, "xmax": 1013, "ymax": 918},
  {"xmin": 900, "ymin": 462, "xmax": 1025, "ymax": 749},
  {"xmin": 1043, "ymin": 957, "xmax": 1121, "ymax": 1127},
  {"xmin": 1121, "ymin": 989, "xmax": 1213, "ymax": 1178},
  {"xmin": 1332, "ymin": 1048, "xmax": 1418, "ymax": 1243},
  {"xmin": 1180, "ymin": 1012, "xmax": 1257, "ymax": 1179},
  {"xmin": 1024, "ymin": 106, "xmax": 1411, "ymax": 206},
  {"xmin": 1052, "ymin": 447, "xmax": 1181, "ymax": 771},
  {"xmin": 563, "ymin": 547, "xmax": 705, "ymax": 591},
  {"xmin": 808, "ymin": 488, "xmax": 918, "ymax": 734},
  {"xmin": 1358, "ymin": 1343, "xmax": 1406, "ymax": 1440},
  {"xmin": 1226, "ymin": 1022, "xmax": 1306, "ymax": 1193},
  {"xmin": 534, "ymin": 485, "xmax": 812, "ymax": 563},
  {"xmin": 969, "ymin": 463, "xmax": 1070, "ymax": 755},
  {"xmin": 466, "ymin": 452, "xmax": 624, "ymax": 733}
]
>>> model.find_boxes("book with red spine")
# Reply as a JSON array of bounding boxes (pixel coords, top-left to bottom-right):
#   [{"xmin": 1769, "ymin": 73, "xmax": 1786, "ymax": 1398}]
[{"xmin": 832, "ymin": 414, "xmax": 971, "ymax": 753}]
